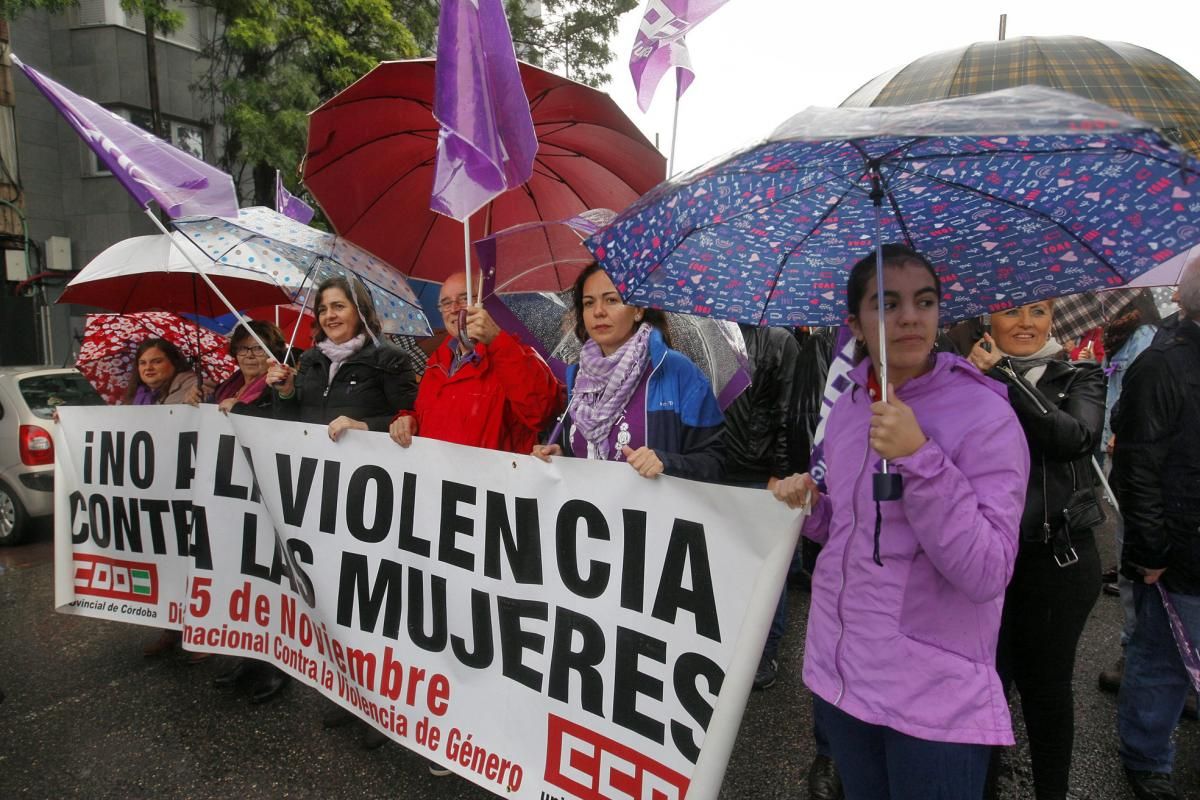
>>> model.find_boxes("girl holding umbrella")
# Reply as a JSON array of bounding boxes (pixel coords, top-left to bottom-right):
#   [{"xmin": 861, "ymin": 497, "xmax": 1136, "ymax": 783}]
[
  {"xmin": 773, "ymin": 245, "xmax": 1029, "ymax": 799},
  {"xmin": 530, "ymin": 262, "xmax": 724, "ymax": 481}
]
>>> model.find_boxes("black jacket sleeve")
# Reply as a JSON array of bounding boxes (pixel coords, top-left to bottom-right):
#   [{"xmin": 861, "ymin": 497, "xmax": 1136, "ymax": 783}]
[
  {"xmin": 991, "ymin": 361, "xmax": 1105, "ymax": 462},
  {"xmin": 359, "ymin": 347, "xmax": 418, "ymax": 432},
  {"xmin": 1112, "ymin": 349, "xmax": 1180, "ymax": 572}
]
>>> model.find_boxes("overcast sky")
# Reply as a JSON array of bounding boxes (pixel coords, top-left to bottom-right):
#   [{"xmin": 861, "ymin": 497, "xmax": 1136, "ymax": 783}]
[{"xmin": 599, "ymin": 1, "xmax": 1200, "ymax": 175}]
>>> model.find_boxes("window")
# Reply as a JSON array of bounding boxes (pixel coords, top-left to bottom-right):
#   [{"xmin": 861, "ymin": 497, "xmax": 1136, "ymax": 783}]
[
  {"xmin": 17, "ymin": 373, "xmax": 104, "ymax": 419},
  {"xmin": 85, "ymin": 108, "xmax": 209, "ymax": 176},
  {"xmin": 69, "ymin": 1, "xmax": 211, "ymax": 51}
]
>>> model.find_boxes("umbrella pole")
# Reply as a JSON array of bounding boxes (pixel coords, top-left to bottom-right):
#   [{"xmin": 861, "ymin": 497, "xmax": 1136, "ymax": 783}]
[
  {"xmin": 284, "ymin": 280, "xmax": 317, "ymax": 363},
  {"xmin": 870, "ymin": 188, "xmax": 903, "ymax": 503},
  {"xmin": 141, "ymin": 207, "xmax": 275, "ymax": 359}
]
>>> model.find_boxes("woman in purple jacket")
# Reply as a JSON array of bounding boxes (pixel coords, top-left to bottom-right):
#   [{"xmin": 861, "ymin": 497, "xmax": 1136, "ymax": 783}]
[{"xmin": 774, "ymin": 245, "xmax": 1030, "ymax": 799}]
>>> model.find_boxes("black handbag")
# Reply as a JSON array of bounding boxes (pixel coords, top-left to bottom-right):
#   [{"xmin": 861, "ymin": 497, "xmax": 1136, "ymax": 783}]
[
  {"xmin": 1048, "ymin": 468, "xmax": 1106, "ymax": 567},
  {"xmin": 1063, "ymin": 484, "xmax": 1106, "ymax": 534}
]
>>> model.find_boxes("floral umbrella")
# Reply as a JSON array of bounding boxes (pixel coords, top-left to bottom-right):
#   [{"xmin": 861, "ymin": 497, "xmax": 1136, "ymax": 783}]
[{"xmin": 77, "ymin": 312, "xmax": 237, "ymax": 404}]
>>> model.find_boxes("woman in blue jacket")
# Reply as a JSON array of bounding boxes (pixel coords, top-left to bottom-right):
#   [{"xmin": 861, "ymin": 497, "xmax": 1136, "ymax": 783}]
[{"xmin": 532, "ymin": 262, "xmax": 724, "ymax": 481}]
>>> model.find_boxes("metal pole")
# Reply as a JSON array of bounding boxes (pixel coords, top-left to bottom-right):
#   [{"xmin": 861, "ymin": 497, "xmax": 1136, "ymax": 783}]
[
  {"xmin": 999, "ymin": 14, "xmax": 1007, "ymax": 41},
  {"xmin": 142, "ymin": 208, "xmax": 275, "ymax": 358},
  {"xmin": 667, "ymin": 61, "xmax": 683, "ymax": 178}
]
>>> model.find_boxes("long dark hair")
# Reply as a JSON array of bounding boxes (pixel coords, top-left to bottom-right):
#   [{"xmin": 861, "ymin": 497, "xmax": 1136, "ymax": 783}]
[
  {"xmin": 571, "ymin": 262, "xmax": 671, "ymax": 347},
  {"xmin": 123, "ymin": 338, "xmax": 188, "ymax": 403},
  {"xmin": 312, "ymin": 275, "xmax": 381, "ymax": 343}
]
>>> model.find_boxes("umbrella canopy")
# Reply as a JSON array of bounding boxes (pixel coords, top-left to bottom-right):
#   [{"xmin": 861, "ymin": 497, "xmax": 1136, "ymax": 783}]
[
  {"xmin": 59, "ymin": 232, "xmax": 291, "ymax": 316},
  {"xmin": 302, "ymin": 59, "xmax": 665, "ymax": 283},
  {"xmin": 843, "ymin": 36, "xmax": 1200, "ymax": 156},
  {"xmin": 173, "ymin": 207, "xmax": 432, "ymax": 337},
  {"xmin": 475, "ymin": 209, "xmax": 616, "ymax": 295},
  {"xmin": 183, "ymin": 304, "xmax": 318, "ymax": 351},
  {"xmin": 586, "ymin": 85, "xmax": 1200, "ymax": 328},
  {"xmin": 486, "ymin": 288, "xmax": 750, "ymax": 410},
  {"xmin": 1053, "ymin": 246, "xmax": 1198, "ymax": 341},
  {"xmin": 77, "ymin": 312, "xmax": 237, "ymax": 404}
]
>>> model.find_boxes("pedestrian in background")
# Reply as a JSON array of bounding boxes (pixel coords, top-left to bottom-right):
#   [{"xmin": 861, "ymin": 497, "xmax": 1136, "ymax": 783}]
[
  {"xmin": 1111, "ymin": 257, "xmax": 1200, "ymax": 800},
  {"xmin": 721, "ymin": 323, "xmax": 801, "ymax": 690},
  {"xmin": 968, "ymin": 300, "xmax": 1105, "ymax": 800}
]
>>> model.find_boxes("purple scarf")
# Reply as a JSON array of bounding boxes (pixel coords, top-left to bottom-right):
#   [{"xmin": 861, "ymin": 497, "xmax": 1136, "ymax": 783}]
[
  {"xmin": 132, "ymin": 384, "xmax": 160, "ymax": 405},
  {"xmin": 571, "ymin": 324, "xmax": 652, "ymax": 459}
]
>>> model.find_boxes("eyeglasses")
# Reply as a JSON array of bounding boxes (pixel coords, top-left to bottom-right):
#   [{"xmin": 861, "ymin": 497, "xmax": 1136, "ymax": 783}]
[
  {"xmin": 438, "ymin": 293, "xmax": 470, "ymax": 312},
  {"xmin": 235, "ymin": 345, "xmax": 266, "ymax": 357}
]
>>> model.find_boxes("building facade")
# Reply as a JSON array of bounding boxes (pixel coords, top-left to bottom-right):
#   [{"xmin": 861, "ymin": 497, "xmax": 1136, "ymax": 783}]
[{"xmin": 2, "ymin": 1, "xmax": 220, "ymax": 365}]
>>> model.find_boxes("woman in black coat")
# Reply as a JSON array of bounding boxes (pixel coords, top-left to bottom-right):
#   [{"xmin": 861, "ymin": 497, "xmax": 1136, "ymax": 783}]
[
  {"xmin": 267, "ymin": 276, "xmax": 416, "ymax": 439},
  {"xmin": 968, "ymin": 300, "xmax": 1106, "ymax": 800}
]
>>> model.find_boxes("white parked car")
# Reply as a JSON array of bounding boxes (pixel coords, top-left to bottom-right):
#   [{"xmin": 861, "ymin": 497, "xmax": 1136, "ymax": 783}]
[{"xmin": 0, "ymin": 367, "xmax": 104, "ymax": 545}]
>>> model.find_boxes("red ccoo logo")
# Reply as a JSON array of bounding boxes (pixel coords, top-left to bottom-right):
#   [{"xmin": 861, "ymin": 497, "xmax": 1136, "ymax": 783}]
[
  {"xmin": 74, "ymin": 554, "xmax": 158, "ymax": 604},
  {"xmin": 544, "ymin": 714, "xmax": 689, "ymax": 800}
]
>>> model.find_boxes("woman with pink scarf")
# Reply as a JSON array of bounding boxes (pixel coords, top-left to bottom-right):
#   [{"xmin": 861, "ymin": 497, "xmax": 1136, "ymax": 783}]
[
  {"xmin": 207, "ymin": 320, "xmax": 287, "ymax": 416},
  {"xmin": 532, "ymin": 263, "xmax": 724, "ymax": 482},
  {"xmin": 266, "ymin": 276, "xmax": 416, "ymax": 442}
]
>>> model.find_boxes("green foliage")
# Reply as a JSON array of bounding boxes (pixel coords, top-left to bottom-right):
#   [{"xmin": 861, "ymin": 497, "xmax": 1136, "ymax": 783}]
[
  {"xmin": 0, "ymin": 0, "xmax": 77, "ymax": 19},
  {"xmin": 197, "ymin": 0, "xmax": 434, "ymax": 205},
  {"xmin": 507, "ymin": 0, "xmax": 638, "ymax": 87},
  {"xmin": 0, "ymin": 0, "xmax": 184, "ymax": 30}
]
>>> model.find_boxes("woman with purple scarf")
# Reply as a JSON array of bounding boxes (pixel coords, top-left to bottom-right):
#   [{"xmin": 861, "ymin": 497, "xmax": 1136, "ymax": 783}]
[
  {"xmin": 121, "ymin": 338, "xmax": 198, "ymax": 406},
  {"xmin": 532, "ymin": 263, "xmax": 724, "ymax": 481}
]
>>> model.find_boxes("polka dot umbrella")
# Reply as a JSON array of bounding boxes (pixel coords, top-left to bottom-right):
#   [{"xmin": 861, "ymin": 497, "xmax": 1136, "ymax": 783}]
[{"xmin": 172, "ymin": 207, "xmax": 432, "ymax": 338}]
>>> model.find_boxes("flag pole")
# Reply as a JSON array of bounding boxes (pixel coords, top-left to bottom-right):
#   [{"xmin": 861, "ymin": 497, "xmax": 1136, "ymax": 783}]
[
  {"xmin": 464, "ymin": 220, "xmax": 474, "ymax": 304},
  {"xmin": 667, "ymin": 61, "xmax": 684, "ymax": 178},
  {"xmin": 141, "ymin": 207, "xmax": 275, "ymax": 358}
]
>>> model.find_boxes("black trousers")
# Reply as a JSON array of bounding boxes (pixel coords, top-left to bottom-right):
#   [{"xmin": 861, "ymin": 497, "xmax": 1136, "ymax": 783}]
[{"xmin": 990, "ymin": 533, "xmax": 1101, "ymax": 800}]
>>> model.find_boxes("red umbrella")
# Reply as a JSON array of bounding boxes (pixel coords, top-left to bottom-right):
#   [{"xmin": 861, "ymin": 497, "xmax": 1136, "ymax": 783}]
[
  {"xmin": 77, "ymin": 312, "xmax": 237, "ymax": 405},
  {"xmin": 59, "ymin": 232, "xmax": 291, "ymax": 316},
  {"xmin": 302, "ymin": 59, "xmax": 665, "ymax": 284}
]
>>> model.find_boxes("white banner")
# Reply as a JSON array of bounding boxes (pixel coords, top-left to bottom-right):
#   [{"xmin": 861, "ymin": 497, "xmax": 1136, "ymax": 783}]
[
  {"xmin": 54, "ymin": 406, "xmax": 803, "ymax": 800},
  {"xmin": 54, "ymin": 406, "xmax": 201, "ymax": 627}
]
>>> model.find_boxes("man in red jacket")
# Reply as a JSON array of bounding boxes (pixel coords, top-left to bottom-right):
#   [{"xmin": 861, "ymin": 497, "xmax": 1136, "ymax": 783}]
[{"xmin": 389, "ymin": 271, "xmax": 563, "ymax": 453}]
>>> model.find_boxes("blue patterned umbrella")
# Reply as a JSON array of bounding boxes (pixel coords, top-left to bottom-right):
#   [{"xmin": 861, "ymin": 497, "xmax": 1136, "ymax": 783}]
[
  {"xmin": 587, "ymin": 85, "xmax": 1200, "ymax": 328},
  {"xmin": 174, "ymin": 207, "xmax": 432, "ymax": 337}
]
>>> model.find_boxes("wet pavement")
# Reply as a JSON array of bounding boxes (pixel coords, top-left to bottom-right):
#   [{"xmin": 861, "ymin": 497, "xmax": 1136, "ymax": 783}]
[{"xmin": 0, "ymin": 516, "xmax": 1196, "ymax": 799}]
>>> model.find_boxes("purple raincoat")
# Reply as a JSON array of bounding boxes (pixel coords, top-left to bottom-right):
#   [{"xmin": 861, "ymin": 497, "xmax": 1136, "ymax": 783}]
[{"xmin": 802, "ymin": 352, "xmax": 1029, "ymax": 745}]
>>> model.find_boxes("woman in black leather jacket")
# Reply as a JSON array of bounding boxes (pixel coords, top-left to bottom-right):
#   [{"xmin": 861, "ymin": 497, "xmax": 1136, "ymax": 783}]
[
  {"xmin": 967, "ymin": 300, "xmax": 1105, "ymax": 800},
  {"xmin": 267, "ymin": 276, "xmax": 417, "ymax": 440}
]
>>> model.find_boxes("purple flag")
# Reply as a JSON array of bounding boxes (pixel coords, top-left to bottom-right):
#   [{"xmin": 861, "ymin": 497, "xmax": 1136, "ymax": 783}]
[
  {"xmin": 431, "ymin": 0, "xmax": 537, "ymax": 221},
  {"xmin": 275, "ymin": 170, "xmax": 315, "ymax": 225},
  {"xmin": 629, "ymin": 0, "xmax": 731, "ymax": 112},
  {"xmin": 12, "ymin": 55, "xmax": 237, "ymax": 219}
]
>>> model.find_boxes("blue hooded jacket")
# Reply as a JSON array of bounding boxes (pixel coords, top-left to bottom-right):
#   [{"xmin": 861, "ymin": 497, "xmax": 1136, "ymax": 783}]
[{"xmin": 563, "ymin": 327, "xmax": 725, "ymax": 482}]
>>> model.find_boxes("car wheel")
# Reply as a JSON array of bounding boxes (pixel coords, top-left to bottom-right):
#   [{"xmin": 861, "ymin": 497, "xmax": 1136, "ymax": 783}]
[{"xmin": 0, "ymin": 481, "xmax": 29, "ymax": 546}]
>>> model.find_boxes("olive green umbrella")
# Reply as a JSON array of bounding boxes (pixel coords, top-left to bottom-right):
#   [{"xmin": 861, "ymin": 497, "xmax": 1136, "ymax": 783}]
[{"xmin": 843, "ymin": 35, "xmax": 1200, "ymax": 156}]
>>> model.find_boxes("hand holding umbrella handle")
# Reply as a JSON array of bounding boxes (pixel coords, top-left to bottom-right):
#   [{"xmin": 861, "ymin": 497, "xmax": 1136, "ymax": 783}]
[{"xmin": 266, "ymin": 362, "xmax": 296, "ymax": 396}]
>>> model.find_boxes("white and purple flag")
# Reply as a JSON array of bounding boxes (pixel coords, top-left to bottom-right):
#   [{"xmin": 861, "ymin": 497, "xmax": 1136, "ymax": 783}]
[
  {"xmin": 12, "ymin": 54, "xmax": 238, "ymax": 219},
  {"xmin": 274, "ymin": 170, "xmax": 315, "ymax": 224},
  {"xmin": 430, "ymin": 0, "xmax": 537, "ymax": 221},
  {"xmin": 629, "ymin": 0, "xmax": 731, "ymax": 112}
]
